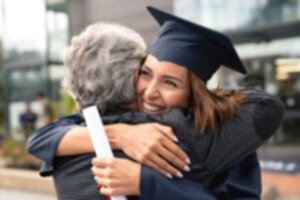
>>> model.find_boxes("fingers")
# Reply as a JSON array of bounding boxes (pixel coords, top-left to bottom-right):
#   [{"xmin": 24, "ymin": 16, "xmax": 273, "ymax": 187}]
[
  {"xmin": 101, "ymin": 123, "xmax": 191, "ymax": 181},
  {"xmin": 91, "ymin": 166, "xmax": 108, "ymax": 178},
  {"xmin": 161, "ymin": 138, "xmax": 190, "ymax": 167},
  {"xmin": 99, "ymin": 185, "xmax": 128, "ymax": 196},
  {"xmin": 92, "ymin": 160, "xmax": 122, "ymax": 193},
  {"xmin": 153, "ymin": 124, "xmax": 191, "ymax": 165},
  {"xmin": 157, "ymin": 143, "xmax": 190, "ymax": 174},
  {"xmin": 92, "ymin": 157, "xmax": 114, "ymax": 168},
  {"xmin": 92, "ymin": 158, "xmax": 117, "ymax": 179},
  {"xmin": 149, "ymin": 153, "xmax": 183, "ymax": 178},
  {"xmin": 92, "ymin": 158, "xmax": 141, "ymax": 196},
  {"xmin": 153, "ymin": 124, "xmax": 178, "ymax": 142},
  {"xmin": 95, "ymin": 176, "xmax": 124, "ymax": 189},
  {"xmin": 92, "ymin": 157, "xmax": 107, "ymax": 167},
  {"xmin": 138, "ymin": 124, "xmax": 191, "ymax": 176},
  {"xmin": 99, "ymin": 186, "xmax": 119, "ymax": 196},
  {"xmin": 143, "ymin": 159, "xmax": 173, "ymax": 178}
]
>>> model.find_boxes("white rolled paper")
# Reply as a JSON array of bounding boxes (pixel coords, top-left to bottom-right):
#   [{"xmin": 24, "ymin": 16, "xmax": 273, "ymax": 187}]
[{"xmin": 83, "ymin": 106, "xmax": 127, "ymax": 200}]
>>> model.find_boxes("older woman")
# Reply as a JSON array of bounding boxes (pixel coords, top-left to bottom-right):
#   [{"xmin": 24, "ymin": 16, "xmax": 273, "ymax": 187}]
[
  {"xmin": 29, "ymin": 22, "xmax": 147, "ymax": 200},
  {"xmin": 28, "ymin": 11, "xmax": 284, "ymax": 200}
]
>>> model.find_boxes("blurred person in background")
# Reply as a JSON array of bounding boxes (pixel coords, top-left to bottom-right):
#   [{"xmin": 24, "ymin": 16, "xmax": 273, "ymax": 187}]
[
  {"xmin": 19, "ymin": 102, "xmax": 37, "ymax": 139},
  {"xmin": 35, "ymin": 91, "xmax": 52, "ymax": 128}
]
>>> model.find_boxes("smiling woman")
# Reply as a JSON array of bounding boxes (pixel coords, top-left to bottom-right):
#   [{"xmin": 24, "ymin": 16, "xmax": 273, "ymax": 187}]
[
  {"xmin": 137, "ymin": 54, "xmax": 191, "ymax": 115},
  {"xmin": 137, "ymin": 54, "xmax": 247, "ymax": 133},
  {"xmin": 90, "ymin": 6, "xmax": 283, "ymax": 198}
]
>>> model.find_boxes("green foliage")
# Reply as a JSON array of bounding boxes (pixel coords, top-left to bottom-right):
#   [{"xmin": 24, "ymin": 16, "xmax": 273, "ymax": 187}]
[
  {"xmin": 0, "ymin": 80, "xmax": 5, "ymax": 134},
  {"xmin": 0, "ymin": 138, "xmax": 41, "ymax": 170},
  {"xmin": 61, "ymin": 89, "xmax": 76, "ymax": 115}
]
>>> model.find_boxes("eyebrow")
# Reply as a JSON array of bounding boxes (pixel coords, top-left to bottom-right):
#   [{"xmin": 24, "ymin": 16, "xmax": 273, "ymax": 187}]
[{"xmin": 142, "ymin": 65, "xmax": 184, "ymax": 85}]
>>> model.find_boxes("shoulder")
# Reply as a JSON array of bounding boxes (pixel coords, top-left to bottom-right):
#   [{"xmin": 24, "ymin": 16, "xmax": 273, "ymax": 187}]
[
  {"xmin": 240, "ymin": 89, "xmax": 285, "ymax": 117},
  {"xmin": 239, "ymin": 89, "xmax": 285, "ymax": 139},
  {"xmin": 241, "ymin": 89, "xmax": 283, "ymax": 104},
  {"xmin": 56, "ymin": 113, "xmax": 85, "ymax": 124}
]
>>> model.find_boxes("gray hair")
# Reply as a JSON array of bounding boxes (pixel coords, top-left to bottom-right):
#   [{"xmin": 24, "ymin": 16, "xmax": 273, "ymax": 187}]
[{"xmin": 62, "ymin": 22, "xmax": 146, "ymax": 113}]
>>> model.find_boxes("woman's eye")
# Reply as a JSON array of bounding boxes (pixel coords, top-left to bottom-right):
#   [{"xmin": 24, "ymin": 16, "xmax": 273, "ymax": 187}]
[
  {"xmin": 139, "ymin": 70, "xmax": 151, "ymax": 77},
  {"xmin": 164, "ymin": 80, "xmax": 177, "ymax": 88}
]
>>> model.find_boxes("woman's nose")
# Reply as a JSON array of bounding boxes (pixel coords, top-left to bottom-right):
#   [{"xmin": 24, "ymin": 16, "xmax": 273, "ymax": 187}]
[{"xmin": 143, "ymin": 82, "xmax": 160, "ymax": 100}]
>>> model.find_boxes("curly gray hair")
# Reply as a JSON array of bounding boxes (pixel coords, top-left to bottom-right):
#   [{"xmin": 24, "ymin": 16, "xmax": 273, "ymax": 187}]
[{"xmin": 62, "ymin": 22, "xmax": 147, "ymax": 113}]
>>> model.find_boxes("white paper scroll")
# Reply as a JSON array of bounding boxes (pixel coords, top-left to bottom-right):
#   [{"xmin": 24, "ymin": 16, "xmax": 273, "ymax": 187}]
[{"xmin": 83, "ymin": 106, "xmax": 127, "ymax": 200}]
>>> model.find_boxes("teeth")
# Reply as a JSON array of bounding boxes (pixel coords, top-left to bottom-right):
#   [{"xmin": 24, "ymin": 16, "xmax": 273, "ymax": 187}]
[{"xmin": 143, "ymin": 103, "xmax": 161, "ymax": 111}]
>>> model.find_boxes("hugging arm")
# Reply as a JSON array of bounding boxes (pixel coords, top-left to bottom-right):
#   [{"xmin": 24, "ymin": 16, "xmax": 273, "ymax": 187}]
[
  {"xmin": 28, "ymin": 89, "xmax": 284, "ymax": 179},
  {"xmin": 139, "ymin": 153, "xmax": 261, "ymax": 200},
  {"xmin": 27, "ymin": 113, "xmax": 188, "ymax": 177},
  {"xmin": 91, "ymin": 152, "xmax": 261, "ymax": 199},
  {"xmin": 139, "ymin": 166, "xmax": 217, "ymax": 200},
  {"xmin": 27, "ymin": 114, "xmax": 83, "ymax": 175},
  {"xmin": 92, "ymin": 90, "xmax": 282, "ymax": 198},
  {"xmin": 192, "ymin": 90, "xmax": 285, "ymax": 181},
  {"xmin": 115, "ymin": 90, "xmax": 284, "ymax": 184}
]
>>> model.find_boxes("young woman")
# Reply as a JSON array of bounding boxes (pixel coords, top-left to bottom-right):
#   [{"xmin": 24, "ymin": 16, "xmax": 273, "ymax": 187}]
[
  {"xmin": 90, "ymin": 6, "xmax": 284, "ymax": 199},
  {"xmin": 28, "ymin": 7, "xmax": 284, "ymax": 200}
]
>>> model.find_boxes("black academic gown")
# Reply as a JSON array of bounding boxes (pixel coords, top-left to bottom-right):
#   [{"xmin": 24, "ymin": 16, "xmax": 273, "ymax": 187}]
[
  {"xmin": 140, "ymin": 153, "xmax": 261, "ymax": 200},
  {"xmin": 27, "ymin": 89, "xmax": 284, "ymax": 199}
]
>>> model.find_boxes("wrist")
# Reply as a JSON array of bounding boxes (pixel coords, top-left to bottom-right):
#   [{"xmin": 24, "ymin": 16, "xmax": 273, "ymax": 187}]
[{"xmin": 105, "ymin": 123, "xmax": 129, "ymax": 150}]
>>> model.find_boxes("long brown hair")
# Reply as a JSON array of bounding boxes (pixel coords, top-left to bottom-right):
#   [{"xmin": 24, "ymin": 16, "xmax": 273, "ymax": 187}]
[{"xmin": 189, "ymin": 72, "xmax": 248, "ymax": 133}]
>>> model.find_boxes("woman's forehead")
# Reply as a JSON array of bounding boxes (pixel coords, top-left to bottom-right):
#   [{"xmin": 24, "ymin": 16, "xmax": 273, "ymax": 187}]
[
  {"xmin": 144, "ymin": 54, "xmax": 185, "ymax": 69},
  {"xmin": 143, "ymin": 55, "xmax": 189, "ymax": 82}
]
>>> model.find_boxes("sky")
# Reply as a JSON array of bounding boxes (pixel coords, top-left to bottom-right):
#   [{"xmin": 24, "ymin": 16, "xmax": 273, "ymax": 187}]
[{"xmin": 1, "ymin": 0, "xmax": 46, "ymax": 52}]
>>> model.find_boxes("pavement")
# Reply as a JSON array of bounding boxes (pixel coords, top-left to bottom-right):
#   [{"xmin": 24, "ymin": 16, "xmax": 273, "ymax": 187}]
[
  {"xmin": 0, "ymin": 168, "xmax": 55, "ymax": 195},
  {"xmin": 0, "ymin": 188, "xmax": 55, "ymax": 200},
  {"xmin": 0, "ymin": 167, "xmax": 56, "ymax": 200},
  {"xmin": 0, "ymin": 144, "xmax": 299, "ymax": 200},
  {"xmin": 0, "ymin": 166, "xmax": 281, "ymax": 200},
  {"xmin": 259, "ymin": 144, "xmax": 300, "ymax": 200}
]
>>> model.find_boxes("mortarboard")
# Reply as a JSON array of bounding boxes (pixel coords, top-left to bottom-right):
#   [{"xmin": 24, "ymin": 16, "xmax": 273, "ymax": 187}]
[{"xmin": 147, "ymin": 6, "xmax": 247, "ymax": 83}]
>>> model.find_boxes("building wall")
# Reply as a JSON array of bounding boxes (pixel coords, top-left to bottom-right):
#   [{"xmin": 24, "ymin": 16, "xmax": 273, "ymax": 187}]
[{"xmin": 67, "ymin": 0, "xmax": 173, "ymax": 44}]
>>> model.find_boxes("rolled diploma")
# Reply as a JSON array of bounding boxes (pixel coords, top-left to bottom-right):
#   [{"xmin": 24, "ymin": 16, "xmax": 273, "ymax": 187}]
[{"xmin": 83, "ymin": 106, "xmax": 127, "ymax": 200}]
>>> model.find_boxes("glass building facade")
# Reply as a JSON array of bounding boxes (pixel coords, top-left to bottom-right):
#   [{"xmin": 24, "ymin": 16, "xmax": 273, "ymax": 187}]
[
  {"xmin": 1, "ymin": 0, "xmax": 299, "ymax": 142},
  {"xmin": 175, "ymin": 0, "xmax": 300, "ymax": 32},
  {"xmin": 174, "ymin": 0, "xmax": 300, "ymax": 143},
  {"xmin": 0, "ymin": 0, "xmax": 68, "ymax": 131}
]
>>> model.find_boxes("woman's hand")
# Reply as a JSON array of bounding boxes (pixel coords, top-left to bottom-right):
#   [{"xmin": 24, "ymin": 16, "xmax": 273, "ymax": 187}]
[
  {"xmin": 117, "ymin": 123, "xmax": 190, "ymax": 178},
  {"xmin": 92, "ymin": 157, "xmax": 141, "ymax": 196}
]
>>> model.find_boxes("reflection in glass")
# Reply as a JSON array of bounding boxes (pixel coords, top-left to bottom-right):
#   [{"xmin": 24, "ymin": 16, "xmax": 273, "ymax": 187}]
[
  {"xmin": 47, "ymin": 10, "xmax": 68, "ymax": 62},
  {"xmin": 10, "ymin": 70, "xmax": 22, "ymax": 81},
  {"xmin": 2, "ymin": 0, "xmax": 46, "ymax": 63},
  {"xmin": 174, "ymin": 0, "xmax": 300, "ymax": 32},
  {"xmin": 276, "ymin": 58, "xmax": 300, "ymax": 142},
  {"xmin": 8, "ymin": 67, "xmax": 44, "ymax": 101}
]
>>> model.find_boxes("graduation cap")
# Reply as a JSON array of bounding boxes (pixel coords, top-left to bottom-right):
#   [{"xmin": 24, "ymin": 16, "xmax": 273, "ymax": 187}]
[{"xmin": 147, "ymin": 6, "xmax": 247, "ymax": 83}]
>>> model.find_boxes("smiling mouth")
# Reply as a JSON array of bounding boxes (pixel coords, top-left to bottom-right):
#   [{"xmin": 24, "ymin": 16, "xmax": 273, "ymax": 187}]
[{"xmin": 142, "ymin": 102, "xmax": 164, "ymax": 114}]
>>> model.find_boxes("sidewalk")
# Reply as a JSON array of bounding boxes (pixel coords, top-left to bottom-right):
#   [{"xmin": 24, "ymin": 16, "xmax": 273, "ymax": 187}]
[
  {"xmin": 259, "ymin": 144, "xmax": 300, "ymax": 200},
  {"xmin": 0, "ymin": 166, "xmax": 279, "ymax": 200},
  {"xmin": 0, "ymin": 188, "xmax": 55, "ymax": 200},
  {"xmin": 0, "ymin": 168, "xmax": 55, "ymax": 195}
]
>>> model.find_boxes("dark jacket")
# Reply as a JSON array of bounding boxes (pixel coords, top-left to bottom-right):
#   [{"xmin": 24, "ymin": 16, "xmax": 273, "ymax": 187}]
[
  {"xmin": 52, "ymin": 152, "xmax": 261, "ymax": 200},
  {"xmin": 27, "ymin": 90, "xmax": 284, "ymax": 199}
]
